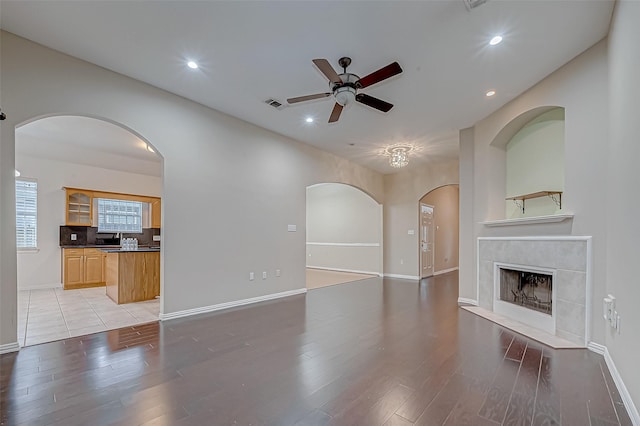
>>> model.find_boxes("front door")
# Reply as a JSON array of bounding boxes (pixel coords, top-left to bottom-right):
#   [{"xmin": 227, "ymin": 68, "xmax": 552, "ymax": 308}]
[{"xmin": 420, "ymin": 203, "xmax": 434, "ymax": 278}]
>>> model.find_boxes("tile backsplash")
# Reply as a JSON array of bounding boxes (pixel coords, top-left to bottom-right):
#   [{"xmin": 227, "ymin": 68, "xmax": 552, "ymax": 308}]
[{"xmin": 60, "ymin": 226, "xmax": 160, "ymax": 247}]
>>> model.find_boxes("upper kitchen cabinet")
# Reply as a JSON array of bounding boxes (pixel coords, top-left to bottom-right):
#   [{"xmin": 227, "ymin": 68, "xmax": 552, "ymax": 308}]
[
  {"xmin": 151, "ymin": 198, "xmax": 161, "ymax": 228},
  {"xmin": 65, "ymin": 189, "xmax": 92, "ymax": 226}
]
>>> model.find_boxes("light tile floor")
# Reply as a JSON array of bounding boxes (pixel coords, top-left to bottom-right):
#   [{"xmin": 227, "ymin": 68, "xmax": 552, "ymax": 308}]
[{"xmin": 18, "ymin": 287, "xmax": 160, "ymax": 347}]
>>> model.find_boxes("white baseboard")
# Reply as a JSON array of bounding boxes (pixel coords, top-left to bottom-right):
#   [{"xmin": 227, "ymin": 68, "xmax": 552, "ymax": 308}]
[
  {"xmin": 307, "ymin": 266, "xmax": 382, "ymax": 277},
  {"xmin": 457, "ymin": 297, "xmax": 479, "ymax": 306},
  {"xmin": 19, "ymin": 282, "xmax": 63, "ymax": 291},
  {"xmin": 159, "ymin": 288, "xmax": 307, "ymax": 321},
  {"xmin": 0, "ymin": 342, "xmax": 20, "ymax": 354},
  {"xmin": 383, "ymin": 273, "xmax": 420, "ymax": 281},
  {"xmin": 588, "ymin": 342, "xmax": 640, "ymax": 425},
  {"xmin": 434, "ymin": 267, "xmax": 459, "ymax": 276},
  {"xmin": 587, "ymin": 341, "xmax": 606, "ymax": 355}
]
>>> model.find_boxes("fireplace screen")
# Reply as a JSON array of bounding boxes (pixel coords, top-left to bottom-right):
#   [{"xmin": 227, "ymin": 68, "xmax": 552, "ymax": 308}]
[{"xmin": 499, "ymin": 268, "xmax": 552, "ymax": 315}]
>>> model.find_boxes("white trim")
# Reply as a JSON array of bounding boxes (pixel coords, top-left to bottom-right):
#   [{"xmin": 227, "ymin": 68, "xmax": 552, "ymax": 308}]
[
  {"xmin": 458, "ymin": 297, "xmax": 478, "ymax": 306},
  {"xmin": 306, "ymin": 266, "xmax": 381, "ymax": 277},
  {"xmin": 588, "ymin": 343, "xmax": 640, "ymax": 425},
  {"xmin": 19, "ymin": 282, "xmax": 63, "ymax": 291},
  {"xmin": 587, "ymin": 341, "xmax": 606, "ymax": 355},
  {"xmin": 434, "ymin": 267, "xmax": 459, "ymax": 276},
  {"xmin": 480, "ymin": 214, "xmax": 574, "ymax": 227},
  {"xmin": 384, "ymin": 273, "xmax": 420, "ymax": 281},
  {"xmin": 0, "ymin": 342, "xmax": 20, "ymax": 354},
  {"xmin": 159, "ymin": 288, "xmax": 307, "ymax": 321},
  {"xmin": 478, "ymin": 236, "xmax": 591, "ymax": 241},
  {"xmin": 306, "ymin": 242, "xmax": 380, "ymax": 247}
]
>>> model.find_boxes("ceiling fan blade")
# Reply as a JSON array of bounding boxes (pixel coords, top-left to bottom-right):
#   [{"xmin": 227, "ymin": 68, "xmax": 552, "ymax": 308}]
[
  {"xmin": 357, "ymin": 62, "xmax": 403, "ymax": 88},
  {"xmin": 328, "ymin": 103, "xmax": 344, "ymax": 123},
  {"xmin": 356, "ymin": 93, "xmax": 394, "ymax": 112},
  {"xmin": 312, "ymin": 59, "xmax": 343, "ymax": 84},
  {"xmin": 287, "ymin": 93, "xmax": 331, "ymax": 104}
]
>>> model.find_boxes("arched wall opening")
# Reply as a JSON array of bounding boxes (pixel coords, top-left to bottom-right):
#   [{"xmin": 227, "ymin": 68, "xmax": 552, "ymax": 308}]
[
  {"xmin": 490, "ymin": 106, "xmax": 566, "ymax": 219},
  {"xmin": 418, "ymin": 184, "xmax": 459, "ymax": 278},
  {"xmin": 14, "ymin": 114, "xmax": 164, "ymax": 345},
  {"xmin": 306, "ymin": 183, "xmax": 383, "ymax": 288}
]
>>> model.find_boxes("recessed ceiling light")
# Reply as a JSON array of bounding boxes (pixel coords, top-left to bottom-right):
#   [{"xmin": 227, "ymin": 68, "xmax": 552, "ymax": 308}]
[
  {"xmin": 489, "ymin": 35, "xmax": 503, "ymax": 46},
  {"xmin": 486, "ymin": 90, "xmax": 496, "ymax": 97},
  {"xmin": 15, "ymin": 169, "xmax": 21, "ymax": 177},
  {"xmin": 187, "ymin": 61, "xmax": 199, "ymax": 69},
  {"xmin": 305, "ymin": 117, "xmax": 314, "ymax": 123}
]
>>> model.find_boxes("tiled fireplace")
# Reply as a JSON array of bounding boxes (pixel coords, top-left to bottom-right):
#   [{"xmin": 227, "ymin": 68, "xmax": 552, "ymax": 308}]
[{"xmin": 477, "ymin": 237, "xmax": 591, "ymax": 346}]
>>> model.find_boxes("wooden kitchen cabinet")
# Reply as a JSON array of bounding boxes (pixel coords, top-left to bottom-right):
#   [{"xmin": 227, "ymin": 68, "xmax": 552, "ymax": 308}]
[
  {"xmin": 65, "ymin": 189, "xmax": 93, "ymax": 226},
  {"xmin": 151, "ymin": 198, "xmax": 161, "ymax": 228},
  {"xmin": 63, "ymin": 248, "xmax": 107, "ymax": 289}
]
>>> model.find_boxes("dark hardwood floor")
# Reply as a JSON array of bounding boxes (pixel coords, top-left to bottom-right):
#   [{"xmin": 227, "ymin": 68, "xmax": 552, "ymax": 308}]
[{"xmin": 0, "ymin": 272, "xmax": 632, "ymax": 425}]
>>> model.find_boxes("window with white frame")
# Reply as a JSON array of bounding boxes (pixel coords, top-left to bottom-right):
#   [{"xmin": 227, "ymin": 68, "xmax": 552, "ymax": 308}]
[
  {"xmin": 16, "ymin": 178, "xmax": 38, "ymax": 249},
  {"xmin": 97, "ymin": 198, "xmax": 143, "ymax": 233}
]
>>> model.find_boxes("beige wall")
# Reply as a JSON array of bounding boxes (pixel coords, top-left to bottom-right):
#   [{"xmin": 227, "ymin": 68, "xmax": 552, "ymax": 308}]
[
  {"xmin": 383, "ymin": 161, "xmax": 459, "ymax": 278},
  {"xmin": 606, "ymin": 0, "xmax": 640, "ymax": 413},
  {"xmin": 0, "ymin": 31, "xmax": 383, "ymax": 347},
  {"xmin": 420, "ymin": 185, "xmax": 459, "ymax": 273},
  {"xmin": 306, "ymin": 183, "xmax": 382, "ymax": 275}
]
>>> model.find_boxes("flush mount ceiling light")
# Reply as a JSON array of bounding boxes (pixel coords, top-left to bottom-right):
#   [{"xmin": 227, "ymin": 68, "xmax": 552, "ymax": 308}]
[
  {"xmin": 305, "ymin": 117, "xmax": 314, "ymax": 123},
  {"xmin": 489, "ymin": 35, "xmax": 503, "ymax": 46},
  {"xmin": 187, "ymin": 61, "xmax": 199, "ymax": 69},
  {"xmin": 385, "ymin": 145, "xmax": 413, "ymax": 168},
  {"xmin": 486, "ymin": 90, "xmax": 496, "ymax": 97}
]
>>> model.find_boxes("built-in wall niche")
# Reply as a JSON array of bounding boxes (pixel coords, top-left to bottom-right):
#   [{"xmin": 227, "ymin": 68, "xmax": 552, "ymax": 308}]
[{"xmin": 505, "ymin": 107, "xmax": 565, "ymax": 218}]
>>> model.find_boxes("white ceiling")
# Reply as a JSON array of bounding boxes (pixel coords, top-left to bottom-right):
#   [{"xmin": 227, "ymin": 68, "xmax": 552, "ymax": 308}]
[
  {"xmin": 16, "ymin": 116, "xmax": 163, "ymax": 177},
  {"xmin": 1, "ymin": 0, "xmax": 614, "ymax": 174}
]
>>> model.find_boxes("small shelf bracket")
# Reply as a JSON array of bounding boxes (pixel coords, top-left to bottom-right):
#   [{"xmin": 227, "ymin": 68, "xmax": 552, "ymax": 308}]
[
  {"xmin": 548, "ymin": 193, "xmax": 562, "ymax": 210},
  {"xmin": 513, "ymin": 199, "xmax": 525, "ymax": 214}
]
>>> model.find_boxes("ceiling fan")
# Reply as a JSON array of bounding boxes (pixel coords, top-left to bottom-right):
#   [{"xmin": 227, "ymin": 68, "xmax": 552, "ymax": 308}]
[{"xmin": 287, "ymin": 57, "xmax": 403, "ymax": 123}]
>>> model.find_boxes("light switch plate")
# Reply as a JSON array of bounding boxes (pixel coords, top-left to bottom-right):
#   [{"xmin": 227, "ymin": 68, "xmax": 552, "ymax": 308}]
[
  {"xmin": 287, "ymin": 224, "xmax": 297, "ymax": 232},
  {"xmin": 408, "ymin": 229, "xmax": 415, "ymax": 235},
  {"xmin": 153, "ymin": 235, "xmax": 161, "ymax": 241}
]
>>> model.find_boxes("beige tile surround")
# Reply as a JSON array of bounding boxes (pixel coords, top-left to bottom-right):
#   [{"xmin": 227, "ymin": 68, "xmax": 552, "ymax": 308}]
[
  {"xmin": 18, "ymin": 287, "xmax": 159, "ymax": 347},
  {"xmin": 477, "ymin": 237, "xmax": 590, "ymax": 347}
]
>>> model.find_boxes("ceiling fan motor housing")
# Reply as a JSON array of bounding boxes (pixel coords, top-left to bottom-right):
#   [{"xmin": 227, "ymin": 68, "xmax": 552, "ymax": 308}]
[{"xmin": 332, "ymin": 73, "xmax": 359, "ymax": 106}]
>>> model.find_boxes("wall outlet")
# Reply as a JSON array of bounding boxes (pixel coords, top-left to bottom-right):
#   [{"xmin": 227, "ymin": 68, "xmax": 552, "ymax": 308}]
[
  {"xmin": 262, "ymin": 271, "xmax": 267, "ymax": 279},
  {"xmin": 249, "ymin": 272, "xmax": 254, "ymax": 281},
  {"xmin": 71, "ymin": 234, "xmax": 77, "ymax": 241},
  {"xmin": 153, "ymin": 235, "xmax": 161, "ymax": 241},
  {"xmin": 276, "ymin": 269, "xmax": 281, "ymax": 277}
]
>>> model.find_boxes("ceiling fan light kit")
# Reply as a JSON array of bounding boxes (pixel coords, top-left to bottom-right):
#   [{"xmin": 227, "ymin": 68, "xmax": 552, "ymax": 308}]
[{"xmin": 287, "ymin": 57, "xmax": 403, "ymax": 123}]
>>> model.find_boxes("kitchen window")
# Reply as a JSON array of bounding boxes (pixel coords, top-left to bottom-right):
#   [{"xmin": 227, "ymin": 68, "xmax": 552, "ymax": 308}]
[
  {"xmin": 16, "ymin": 178, "xmax": 38, "ymax": 249},
  {"xmin": 97, "ymin": 198, "xmax": 143, "ymax": 233}
]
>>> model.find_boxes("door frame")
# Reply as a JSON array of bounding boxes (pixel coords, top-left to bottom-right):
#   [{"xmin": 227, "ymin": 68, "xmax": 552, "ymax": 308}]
[{"xmin": 419, "ymin": 203, "xmax": 435, "ymax": 279}]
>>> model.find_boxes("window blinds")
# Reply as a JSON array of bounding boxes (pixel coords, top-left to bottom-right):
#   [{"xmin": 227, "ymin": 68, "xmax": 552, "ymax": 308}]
[
  {"xmin": 16, "ymin": 179, "xmax": 37, "ymax": 249},
  {"xmin": 97, "ymin": 198, "xmax": 143, "ymax": 233}
]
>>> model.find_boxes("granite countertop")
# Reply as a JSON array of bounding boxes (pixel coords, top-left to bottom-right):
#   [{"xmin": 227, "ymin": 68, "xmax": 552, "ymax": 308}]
[{"xmin": 100, "ymin": 247, "xmax": 161, "ymax": 253}]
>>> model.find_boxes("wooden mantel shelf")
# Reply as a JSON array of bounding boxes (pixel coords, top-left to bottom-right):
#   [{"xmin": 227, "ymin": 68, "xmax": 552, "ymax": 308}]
[{"xmin": 506, "ymin": 191, "xmax": 562, "ymax": 213}]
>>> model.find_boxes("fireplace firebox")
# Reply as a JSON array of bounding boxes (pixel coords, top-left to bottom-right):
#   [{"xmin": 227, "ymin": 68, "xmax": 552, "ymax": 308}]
[{"xmin": 499, "ymin": 268, "xmax": 552, "ymax": 315}]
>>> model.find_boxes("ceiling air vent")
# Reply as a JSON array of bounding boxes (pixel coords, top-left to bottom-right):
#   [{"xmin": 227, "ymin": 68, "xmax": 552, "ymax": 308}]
[
  {"xmin": 463, "ymin": 0, "xmax": 488, "ymax": 11},
  {"xmin": 264, "ymin": 98, "xmax": 284, "ymax": 110}
]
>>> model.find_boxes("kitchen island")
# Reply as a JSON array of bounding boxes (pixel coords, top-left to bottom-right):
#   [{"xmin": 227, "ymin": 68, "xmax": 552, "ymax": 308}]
[{"xmin": 103, "ymin": 248, "xmax": 160, "ymax": 304}]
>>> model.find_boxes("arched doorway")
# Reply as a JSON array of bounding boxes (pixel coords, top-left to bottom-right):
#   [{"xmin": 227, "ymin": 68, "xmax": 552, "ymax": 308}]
[
  {"xmin": 14, "ymin": 115, "xmax": 163, "ymax": 346},
  {"xmin": 418, "ymin": 184, "xmax": 459, "ymax": 278},
  {"xmin": 306, "ymin": 183, "xmax": 382, "ymax": 289}
]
